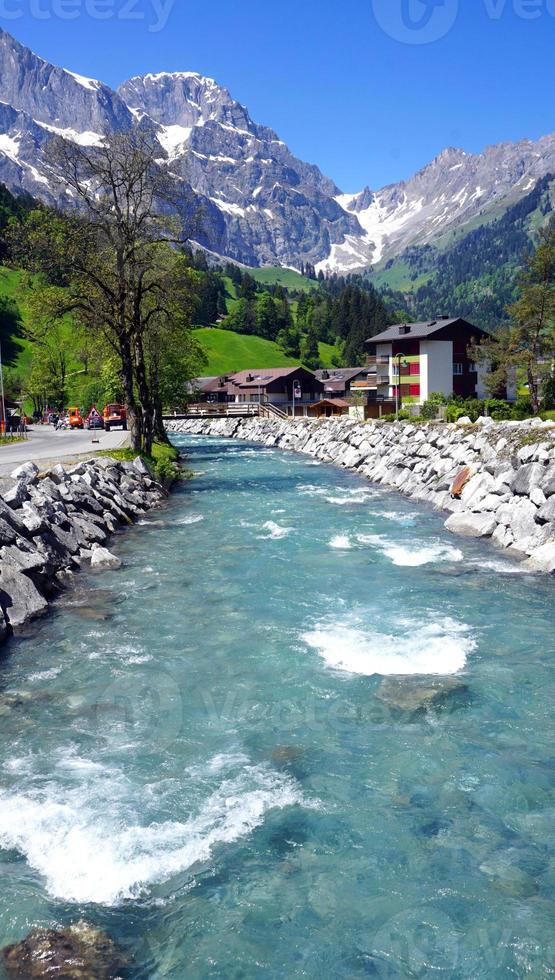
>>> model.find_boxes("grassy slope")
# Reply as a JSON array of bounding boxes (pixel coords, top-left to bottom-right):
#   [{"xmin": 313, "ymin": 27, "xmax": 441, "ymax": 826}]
[
  {"xmin": 249, "ymin": 267, "xmax": 317, "ymax": 292},
  {"xmin": 193, "ymin": 327, "xmax": 338, "ymax": 375},
  {"xmin": 0, "ymin": 266, "xmax": 33, "ymax": 372}
]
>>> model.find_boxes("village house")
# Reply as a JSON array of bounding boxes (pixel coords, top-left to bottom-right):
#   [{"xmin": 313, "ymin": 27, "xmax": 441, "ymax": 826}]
[
  {"xmin": 366, "ymin": 317, "xmax": 497, "ymax": 409},
  {"xmin": 199, "ymin": 367, "xmax": 324, "ymax": 415},
  {"xmin": 315, "ymin": 368, "xmax": 373, "ymax": 399}
]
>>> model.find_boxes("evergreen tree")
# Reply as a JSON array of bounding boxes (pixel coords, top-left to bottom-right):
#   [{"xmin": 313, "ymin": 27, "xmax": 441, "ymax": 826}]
[{"xmin": 300, "ymin": 324, "xmax": 320, "ymax": 369}]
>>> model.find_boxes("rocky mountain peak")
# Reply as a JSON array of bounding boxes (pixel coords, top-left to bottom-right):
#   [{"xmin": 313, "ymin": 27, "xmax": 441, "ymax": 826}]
[{"xmin": 0, "ymin": 28, "xmax": 554, "ymax": 273}]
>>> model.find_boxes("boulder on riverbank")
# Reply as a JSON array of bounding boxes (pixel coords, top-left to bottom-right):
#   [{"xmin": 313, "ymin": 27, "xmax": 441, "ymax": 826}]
[
  {"xmin": 2, "ymin": 921, "xmax": 130, "ymax": 979},
  {"xmin": 0, "ymin": 457, "xmax": 167, "ymax": 644}
]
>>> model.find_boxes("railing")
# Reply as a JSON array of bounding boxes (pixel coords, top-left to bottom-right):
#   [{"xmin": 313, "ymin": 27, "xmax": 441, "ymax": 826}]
[
  {"xmin": 176, "ymin": 402, "xmax": 290, "ymax": 420},
  {"xmin": 259, "ymin": 403, "xmax": 288, "ymax": 420}
]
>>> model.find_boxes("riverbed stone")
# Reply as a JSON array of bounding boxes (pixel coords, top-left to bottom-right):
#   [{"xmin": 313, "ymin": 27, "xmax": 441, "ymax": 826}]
[
  {"xmin": 2, "ymin": 921, "xmax": 130, "ymax": 979},
  {"xmin": 376, "ymin": 676, "xmax": 468, "ymax": 714}
]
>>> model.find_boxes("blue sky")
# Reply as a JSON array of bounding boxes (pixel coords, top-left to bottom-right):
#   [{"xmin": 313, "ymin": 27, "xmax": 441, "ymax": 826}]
[{"xmin": 4, "ymin": 0, "xmax": 555, "ymax": 191}]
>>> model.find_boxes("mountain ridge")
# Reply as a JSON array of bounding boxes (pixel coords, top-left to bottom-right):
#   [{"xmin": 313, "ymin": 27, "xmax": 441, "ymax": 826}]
[{"xmin": 0, "ymin": 27, "xmax": 554, "ymax": 275}]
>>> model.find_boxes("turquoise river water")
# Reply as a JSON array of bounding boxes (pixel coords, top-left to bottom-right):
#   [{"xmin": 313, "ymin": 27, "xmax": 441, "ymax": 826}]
[{"xmin": 1, "ymin": 433, "xmax": 555, "ymax": 978}]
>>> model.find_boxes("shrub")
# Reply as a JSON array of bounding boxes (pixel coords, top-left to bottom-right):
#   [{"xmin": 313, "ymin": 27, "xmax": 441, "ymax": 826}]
[
  {"xmin": 541, "ymin": 375, "xmax": 555, "ymax": 410},
  {"xmin": 483, "ymin": 398, "xmax": 513, "ymax": 421},
  {"xmin": 511, "ymin": 396, "xmax": 534, "ymax": 420},
  {"xmin": 444, "ymin": 405, "xmax": 469, "ymax": 423}
]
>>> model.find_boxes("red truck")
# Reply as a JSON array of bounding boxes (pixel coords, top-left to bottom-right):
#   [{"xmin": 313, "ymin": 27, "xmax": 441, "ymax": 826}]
[{"xmin": 103, "ymin": 403, "xmax": 127, "ymax": 432}]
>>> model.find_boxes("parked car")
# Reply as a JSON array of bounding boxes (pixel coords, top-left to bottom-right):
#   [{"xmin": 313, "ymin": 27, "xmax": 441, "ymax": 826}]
[
  {"xmin": 86, "ymin": 406, "xmax": 104, "ymax": 430},
  {"xmin": 67, "ymin": 407, "xmax": 84, "ymax": 430},
  {"xmin": 103, "ymin": 403, "xmax": 127, "ymax": 431}
]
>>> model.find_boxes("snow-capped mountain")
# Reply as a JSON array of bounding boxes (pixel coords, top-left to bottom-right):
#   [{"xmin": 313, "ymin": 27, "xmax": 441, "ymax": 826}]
[
  {"xmin": 323, "ymin": 142, "xmax": 555, "ymax": 273},
  {"xmin": 1, "ymin": 27, "xmax": 555, "ymax": 272}
]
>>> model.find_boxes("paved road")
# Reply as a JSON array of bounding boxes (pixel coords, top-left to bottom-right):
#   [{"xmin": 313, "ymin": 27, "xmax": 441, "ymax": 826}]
[{"xmin": 0, "ymin": 426, "xmax": 130, "ymax": 475}]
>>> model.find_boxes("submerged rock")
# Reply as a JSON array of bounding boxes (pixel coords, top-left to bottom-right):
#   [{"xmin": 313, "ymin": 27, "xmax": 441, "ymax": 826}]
[
  {"xmin": 2, "ymin": 921, "xmax": 130, "ymax": 979},
  {"xmin": 376, "ymin": 676, "xmax": 468, "ymax": 714}
]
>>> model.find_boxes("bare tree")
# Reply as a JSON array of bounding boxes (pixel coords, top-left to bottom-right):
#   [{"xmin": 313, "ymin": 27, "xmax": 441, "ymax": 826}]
[{"xmin": 31, "ymin": 131, "xmax": 200, "ymax": 453}]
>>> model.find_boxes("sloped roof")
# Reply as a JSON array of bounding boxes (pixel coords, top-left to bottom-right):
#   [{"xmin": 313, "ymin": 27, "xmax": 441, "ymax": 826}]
[
  {"xmin": 368, "ymin": 317, "xmax": 486, "ymax": 344},
  {"xmin": 311, "ymin": 398, "xmax": 350, "ymax": 408},
  {"xmin": 200, "ymin": 366, "xmax": 319, "ymax": 393},
  {"xmin": 315, "ymin": 368, "xmax": 366, "ymax": 382}
]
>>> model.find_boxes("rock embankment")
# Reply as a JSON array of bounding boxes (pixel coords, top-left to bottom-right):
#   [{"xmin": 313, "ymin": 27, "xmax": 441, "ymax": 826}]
[
  {"xmin": 167, "ymin": 416, "xmax": 555, "ymax": 573},
  {"xmin": 0, "ymin": 456, "xmax": 167, "ymax": 642}
]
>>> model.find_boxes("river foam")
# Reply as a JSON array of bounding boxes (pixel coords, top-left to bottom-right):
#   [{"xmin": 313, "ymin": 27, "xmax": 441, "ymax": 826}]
[
  {"xmin": 0, "ymin": 756, "xmax": 304, "ymax": 906},
  {"xmin": 357, "ymin": 534, "xmax": 464, "ymax": 566},
  {"xmin": 257, "ymin": 521, "xmax": 295, "ymax": 540},
  {"xmin": 302, "ymin": 615, "xmax": 475, "ymax": 676}
]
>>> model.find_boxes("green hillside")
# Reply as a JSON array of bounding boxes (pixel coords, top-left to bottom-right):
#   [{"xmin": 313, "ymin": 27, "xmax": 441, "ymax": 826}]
[
  {"xmin": 0, "ymin": 266, "xmax": 32, "ymax": 372},
  {"xmin": 193, "ymin": 327, "xmax": 338, "ymax": 375},
  {"xmin": 249, "ymin": 267, "xmax": 317, "ymax": 292},
  {"xmin": 369, "ymin": 174, "xmax": 555, "ymax": 329}
]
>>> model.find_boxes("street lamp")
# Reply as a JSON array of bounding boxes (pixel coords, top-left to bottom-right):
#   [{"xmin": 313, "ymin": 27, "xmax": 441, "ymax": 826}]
[{"xmin": 395, "ymin": 356, "xmax": 409, "ymax": 419}]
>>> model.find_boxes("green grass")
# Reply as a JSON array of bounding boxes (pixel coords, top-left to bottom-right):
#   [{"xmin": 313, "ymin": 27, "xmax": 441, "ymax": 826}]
[
  {"xmin": 370, "ymin": 261, "xmax": 434, "ymax": 293},
  {"xmin": 248, "ymin": 267, "xmax": 317, "ymax": 292},
  {"xmin": 107, "ymin": 440, "xmax": 185, "ymax": 485},
  {"xmin": 0, "ymin": 266, "xmax": 33, "ymax": 372},
  {"xmin": 193, "ymin": 327, "xmax": 340, "ymax": 374}
]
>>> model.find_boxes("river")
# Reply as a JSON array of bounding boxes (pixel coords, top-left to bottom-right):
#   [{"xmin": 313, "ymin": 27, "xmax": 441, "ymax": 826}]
[{"xmin": 0, "ymin": 433, "xmax": 554, "ymax": 978}]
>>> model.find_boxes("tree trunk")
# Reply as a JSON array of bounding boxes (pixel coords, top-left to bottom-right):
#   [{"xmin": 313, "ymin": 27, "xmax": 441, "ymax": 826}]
[
  {"xmin": 133, "ymin": 333, "xmax": 153, "ymax": 457},
  {"xmin": 528, "ymin": 360, "xmax": 540, "ymax": 415},
  {"xmin": 120, "ymin": 336, "xmax": 141, "ymax": 453}
]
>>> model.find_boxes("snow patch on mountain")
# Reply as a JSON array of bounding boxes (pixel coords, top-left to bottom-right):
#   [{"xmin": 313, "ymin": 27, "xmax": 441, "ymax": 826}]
[
  {"xmin": 0, "ymin": 133, "xmax": 20, "ymax": 164},
  {"xmin": 157, "ymin": 124, "xmax": 193, "ymax": 158},
  {"xmin": 64, "ymin": 70, "xmax": 100, "ymax": 92},
  {"xmin": 38, "ymin": 121, "xmax": 102, "ymax": 147}
]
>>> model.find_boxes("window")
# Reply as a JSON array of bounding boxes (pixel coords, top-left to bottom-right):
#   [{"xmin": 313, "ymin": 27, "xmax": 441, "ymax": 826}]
[{"xmin": 453, "ymin": 363, "xmax": 464, "ymax": 376}]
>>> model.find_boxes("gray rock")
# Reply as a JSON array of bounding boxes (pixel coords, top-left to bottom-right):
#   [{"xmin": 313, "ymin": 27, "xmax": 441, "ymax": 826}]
[
  {"xmin": 530, "ymin": 486, "xmax": 547, "ymax": 507},
  {"xmin": 0, "ymin": 544, "xmax": 46, "ymax": 573},
  {"xmin": 49, "ymin": 463, "xmax": 68, "ymax": 484},
  {"xmin": 0, "ymin": 567, "xmax": 48, "ymax": 629},
  {"xmin": 525, "ymin": 542, "xmax": 555, "ymax": 573},
  {"xmin": 71, "ymin": 515, "xmax": 107, "ymax": 544},
  {"xmin": 542, "ymin": 465, "xmax": 555, "ymax": 497},
  {"xmin": 1, "ymin": 478, "xmax": 29, "ymax": 508},
  {"xmin": 0, "ymin": 518, "xmax": 17, "ymax": 545},
  {"xmin": 512, "ymin": 462, "xmax": 545, "ymax": 496},
  {"xmin": 538, "ymin": 497, "xmax": 555, "ymax": 524},
  {"xmin": 376, "ymin": 676, "xmax": 468, "ymax": 714},
  {"xmin": 133, "ymin": 455, "xmax": 154, "ymax": 478},
  {"xmin": 444, "ymin": 512, "xmax": 497, "ymax": 537},
  {"xmin": 2, "ymin": 920, "xmax": 130, "ymax": 979},
  {"xmin": 10, "ymin": 461, "xmax": 38, "ymax": 481},
  {"xmin": 20, "ymin": 503, "xmax": 44, "ymax": 534},
  {"xmin": 90, "ymin": 545, "xmax": 122, "ymax": 569}
]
